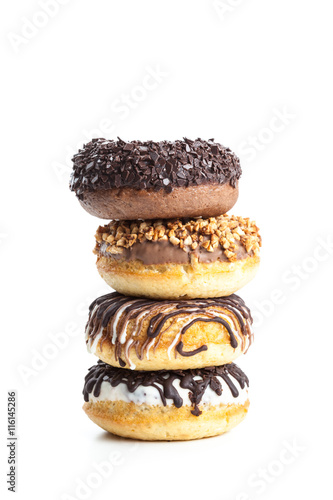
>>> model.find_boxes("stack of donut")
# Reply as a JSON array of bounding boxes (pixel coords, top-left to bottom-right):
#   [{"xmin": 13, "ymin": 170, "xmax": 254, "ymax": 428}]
[{"xmin": 70, "ymin": 137, "xmax": 261, "ymax": 441}]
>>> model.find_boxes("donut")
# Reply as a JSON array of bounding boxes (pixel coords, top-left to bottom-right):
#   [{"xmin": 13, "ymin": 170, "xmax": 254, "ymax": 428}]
[
  {"xmin": 70, "ymin": 138, "xmax": 241, "ymax": 220},
  {"xmin": 83, "ymin": 361, "xmax": 250, "ymax": 441},
  {"xmin": 86, "ymin": 292, "xmax": 253, "ymax": 370},
  {"xmin": 94, "ymin": 214, "xmax": 261, "ymax": 299}
]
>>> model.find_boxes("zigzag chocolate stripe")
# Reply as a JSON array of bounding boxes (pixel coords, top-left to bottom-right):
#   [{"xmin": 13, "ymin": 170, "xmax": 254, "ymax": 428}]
[
  {"xmin": 83, "ymin": 360, "xmax": 249, "ymax": 416},
  {"xmin": 85, "ymin": 292, "xmax": 253, "ymax": 369}
]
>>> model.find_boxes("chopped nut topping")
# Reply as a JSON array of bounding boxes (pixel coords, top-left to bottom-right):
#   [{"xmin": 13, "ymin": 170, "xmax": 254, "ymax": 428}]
[
  {"xmin": 94, "ymin": 215, "xmax": 261, "ymax": 262},
  {"xmin": 170, "ymin": 236, "xmax": 180, "ymax": 246}
]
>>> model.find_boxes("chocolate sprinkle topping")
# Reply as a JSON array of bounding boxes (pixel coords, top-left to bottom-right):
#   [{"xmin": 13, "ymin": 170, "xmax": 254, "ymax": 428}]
[
  {"xmin": 83, "ymin": 360, "xmax": 249, "ymax": 416},
  {"xmin": 70, "ymin": 138, "xmax": 241, "ymax": 198}
]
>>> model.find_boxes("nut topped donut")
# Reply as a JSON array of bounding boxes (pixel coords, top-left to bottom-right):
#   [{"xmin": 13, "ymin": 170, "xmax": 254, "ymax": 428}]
[
  {"xmin": 70, "ymin": 138, "xmax": 241, "ymax": 220},
  {"xmin": 94, "ymin": 214, "xmax": 261, "ymax": 299},
  {"xmin": 83, "ymin": 360, "xmax": 250, "ymax": 440},
  {"xmin": 85, "ymin": 292, "xmax": 254, "ymax": 370}
]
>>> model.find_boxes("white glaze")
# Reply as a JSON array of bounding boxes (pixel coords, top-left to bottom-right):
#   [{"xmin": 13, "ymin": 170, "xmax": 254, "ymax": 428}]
[
  {"xmin": 87, "ymin": 330, "xmax": 103, "ymax": 354},
  {"xmin": 88, "ymin": 374, "xmax": 249, "ymax": 407},
  {"xmin": 167, "ymin": 332, "xmax": 181, "ymax": 359}
]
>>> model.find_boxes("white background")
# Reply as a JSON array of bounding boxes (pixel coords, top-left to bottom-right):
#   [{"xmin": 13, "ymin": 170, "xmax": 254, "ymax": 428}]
[{"xmin": 1, "ymin": 1, "xmax": 333, "ymax": 499}]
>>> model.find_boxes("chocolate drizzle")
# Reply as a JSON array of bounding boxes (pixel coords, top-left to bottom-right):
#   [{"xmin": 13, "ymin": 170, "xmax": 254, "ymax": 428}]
[
  {"xmin": 70, "ymin": 138, "xmax": 241, "ymax": 198},
  {"xmin": 85, "ymin": 292, "xmax": 253, "ymax": 369},
  {"xmin": 83, "ymin": 360, "xmax": 249, "ymax": 416},
  {"xmin": 176, "ymin": 342, "xmax": 208, "ymax": 357}
]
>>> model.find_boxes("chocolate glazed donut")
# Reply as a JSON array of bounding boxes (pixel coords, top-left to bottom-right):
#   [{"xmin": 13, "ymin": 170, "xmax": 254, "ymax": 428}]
[
  {"xmin": 94, "ymin": 215, "xmax": 261, "ymax": 300},
  {"xmin": 70, "ymin": 138, "xmax": 241, "ymax": 219}
]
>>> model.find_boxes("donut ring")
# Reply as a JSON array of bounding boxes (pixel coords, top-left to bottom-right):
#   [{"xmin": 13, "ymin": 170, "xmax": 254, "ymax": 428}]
[
  {"xmin": 94, "ymin": 215, "xmax": 261, "ymax": 299},
  {"xmin": 83, "ymin": 361, "xmax": 250, "ymax": 441},
  {"xmin": 70, "ymin": 138, "xmax": 241, "ymax": 220},
  {"xmin": 85, "ymin": 292, "xmax": 253, "ymax": 370}
]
